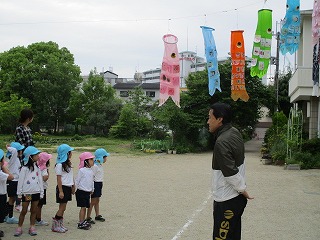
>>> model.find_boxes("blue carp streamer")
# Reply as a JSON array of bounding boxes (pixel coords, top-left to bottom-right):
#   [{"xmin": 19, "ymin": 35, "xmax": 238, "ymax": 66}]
[
  {"xmin": 280, "ymin": 0, "xmax": 301, "ymax": 55},
  {"xmin": 200, "ymin": 26, "xmax": 221, "ymax": 96}
]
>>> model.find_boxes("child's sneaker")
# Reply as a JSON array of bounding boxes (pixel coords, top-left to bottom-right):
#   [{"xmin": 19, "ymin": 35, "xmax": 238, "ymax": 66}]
[
  {"xmin": 15, "ymin": 205, "xmax": 22, "ymax": 212},
  {"xmin": 28, "ymin": 226, "xmax": 37, "ymax": 236},
  {"xmin": 14, "ymin": 227, "xmax": 22, "ymax": 237},
  {"xmin": 77, "ymin": 221, "xmax": 90, "ymax": 230},
  {"xmin": 95, "ymin": 215, "xmax": 105, "ymax": 222},
  {"xmin": 6, "ymin": 216, "xmax": 19, "ymax": 224},
  {"xmin": 35, "ymin": 220, "xmax": 49, "ymax": 226},
  {"xmin": 51, "ymin": 218, "xmax": 66, "ymax": 233},
  {"xmin": 86, "ymin": 217, "xmax": 95, "ymax": 224}
]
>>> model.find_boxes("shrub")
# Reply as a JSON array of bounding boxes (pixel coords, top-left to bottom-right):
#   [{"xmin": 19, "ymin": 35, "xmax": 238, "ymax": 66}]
[
  {"xmin": 293, "ymin": 152, "xmax": 317, "ymax": 169},
  {"xmin": 301, "ymin": 138, "xmax": 320, "ymax": 155},
  {"xmin": 270, "ymin": 138, "xmax": 287, "ymax": 162}
]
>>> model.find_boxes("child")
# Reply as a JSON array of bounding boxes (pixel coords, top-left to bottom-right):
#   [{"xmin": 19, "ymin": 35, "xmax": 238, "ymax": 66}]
[
  {"xmin": 0, "ymin": 149, "xmax": 14, "ymax": 238},
  {"xmin": 86, "ymin": 148, "xmax": 110, "ymax": 224},
  {"xmin": 52, "ymin": 144, "xmax": 75, "ymax": 233},
  {"xmin": 5, "ymin": 142, "xmax": 25, "ymax": 224},
  {"xmin": 14, "ymin": 146, "xmax": 43, "ymax": 237},
  {"xmin": 35, "ymin": 152, "xmax": 52, "ymax": 226},
  {"xmin": 75, "ymin": 152, "xmax": 95, "ymax": 230}
]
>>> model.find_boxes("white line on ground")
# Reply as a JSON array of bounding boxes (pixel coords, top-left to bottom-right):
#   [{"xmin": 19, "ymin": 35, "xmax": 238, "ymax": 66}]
[{"xmin": 171, "ymin": 193, "xmax": 212, "ymax": 240}]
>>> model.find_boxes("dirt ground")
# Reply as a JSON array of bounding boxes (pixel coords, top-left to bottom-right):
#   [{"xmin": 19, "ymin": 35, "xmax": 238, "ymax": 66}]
[{"xmin": 1, "ymin": 139, "xmax": 320, "ymax": 239}]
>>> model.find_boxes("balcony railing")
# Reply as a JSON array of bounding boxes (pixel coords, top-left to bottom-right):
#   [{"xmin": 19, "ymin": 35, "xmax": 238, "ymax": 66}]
[{"xmin": 289, "ymin": 66, "xmax": 313, "ymax": 101}]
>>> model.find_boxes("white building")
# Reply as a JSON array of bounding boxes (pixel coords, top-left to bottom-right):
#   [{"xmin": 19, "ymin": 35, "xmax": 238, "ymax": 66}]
[
  {"xmin": 288, "ymin": 10, "xmax": 320, "ymax": 139},
  {"xmin": 140, "ymin": 51, "xmax": 206, "ymax": 89}
]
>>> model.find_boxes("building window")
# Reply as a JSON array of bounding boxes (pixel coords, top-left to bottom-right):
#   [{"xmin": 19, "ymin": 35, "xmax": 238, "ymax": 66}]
[
  {"xmin": 146, "ymin": 91, "xmax": 155, "ymax": 98},
  {"xmin": 120, "ymin": 91, "xmax": 129, "ymax": 97}
]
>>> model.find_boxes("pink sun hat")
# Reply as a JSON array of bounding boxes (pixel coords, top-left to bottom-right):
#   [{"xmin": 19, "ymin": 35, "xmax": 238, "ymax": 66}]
[
  {"xmin": 38, "ymin": 152, "xmax": 52, "ymax": 170},
  {"xmin": 79, "ymin": 152, "xmax": 95, "ymax": 169}
]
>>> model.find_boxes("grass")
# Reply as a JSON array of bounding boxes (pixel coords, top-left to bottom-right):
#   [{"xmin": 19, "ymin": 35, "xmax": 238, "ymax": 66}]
[{"xmin": 0, "ymin": 134, "xmax": 145, "ymax": 155}]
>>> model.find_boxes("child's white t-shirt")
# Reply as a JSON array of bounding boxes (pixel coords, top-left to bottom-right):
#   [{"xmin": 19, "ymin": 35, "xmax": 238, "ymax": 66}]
[
  {"xmin": 0, "ymin": 170, "xmax": 9, "ymax": 194},
  {"xmin": 55, "ymin": 163, "xmax": 74, "ymax": 187},
  {"xmin": 7, "ymin": 147, "xmax": 21, "ymax": 181},
  {"xmin": 41, "ymin": 169, "xmax": 49, "ymax": 189},
  {"xmin": 16, "ymin": 164, "xmax": 44, "ymax": 198},
  {"xmin": 75, "ymin": 167, "xmax": 94, "ymax": 192},
  {"xmin": 92, "ymin": 164, "xmax": 104, "ymax": 182}
]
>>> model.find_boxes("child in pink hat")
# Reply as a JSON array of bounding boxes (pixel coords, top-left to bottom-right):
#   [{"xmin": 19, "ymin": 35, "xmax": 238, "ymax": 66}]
[
  {"xmin": 35, "ymin": 152, "xmax": 52, "ymax": 226},
  {"xmin": 75, "ymin": 152, "xmax": 95, "ymax": 230}
]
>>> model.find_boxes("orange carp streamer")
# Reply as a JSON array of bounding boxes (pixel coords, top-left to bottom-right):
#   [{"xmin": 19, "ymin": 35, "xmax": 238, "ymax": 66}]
[{"xmin": 230, "ymin": 30, "xmax": 249, "ymax": 102}]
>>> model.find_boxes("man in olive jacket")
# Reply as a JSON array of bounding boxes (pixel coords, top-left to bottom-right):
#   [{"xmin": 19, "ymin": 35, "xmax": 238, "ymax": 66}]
[{"xmin": 207, "ymin": 102, "xmax": 253, "ymax": 240}]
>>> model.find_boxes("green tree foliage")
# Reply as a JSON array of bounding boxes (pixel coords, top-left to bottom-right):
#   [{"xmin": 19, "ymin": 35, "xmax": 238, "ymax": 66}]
[
  {"xmin": 150, "ymin": 61, "xmax": 275, "ymax": 151},
  {"xmin": 277, "ymin": 71, "xmax": 293, "ymax": 117},
  {"xmin": 150, "ymin": 98, "xmax": 193, "ymax": 152},
  {"xmin": 68, "ymin": 69, "xmax": 122, "ymax": 135},
  {"xmin": 0, "ymin": 94, "xmax": 31, "ymax": 133},
  {"xmin": 0, "ymin": 41, "xmax": 81, "ymax": 132},
  {"xmin": 183, "ymin": 61, "xmax": 275, "ymax": 142},
  {"xmin": 110, "ymin": 87, "xmax": 152, "ymax": 138}
]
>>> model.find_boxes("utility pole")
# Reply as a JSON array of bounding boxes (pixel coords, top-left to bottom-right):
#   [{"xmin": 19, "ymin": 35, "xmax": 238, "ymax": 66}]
[{"xmin": 271, "ymin": 31, "xmax": 280, "ymax": 112}]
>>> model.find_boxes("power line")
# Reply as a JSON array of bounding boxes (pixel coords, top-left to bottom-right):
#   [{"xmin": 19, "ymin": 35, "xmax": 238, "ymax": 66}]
[{"xmin": 0, "ymin": 0, "xmax": 262, "ymax": 26}]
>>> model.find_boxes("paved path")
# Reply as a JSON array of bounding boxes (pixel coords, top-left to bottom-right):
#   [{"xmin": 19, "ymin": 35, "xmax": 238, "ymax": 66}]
[{"xmin": 1, "ymin": 139, "xmax": 320, "ymax": 239}]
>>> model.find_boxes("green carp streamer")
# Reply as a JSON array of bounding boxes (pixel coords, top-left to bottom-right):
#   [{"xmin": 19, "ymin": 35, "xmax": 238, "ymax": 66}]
[{"xmin": 250, "ymin": 9, "xmax": 273, "ymax": 78}]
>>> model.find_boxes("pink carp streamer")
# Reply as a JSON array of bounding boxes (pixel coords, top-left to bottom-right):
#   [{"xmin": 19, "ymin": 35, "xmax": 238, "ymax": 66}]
[
  {"xmin": 159, "ymin": 34, "xmax": 180, "ymax": 107},
  {"xmin": 312, "ymin": 0, "xmax": 320, "ymax": 97}
]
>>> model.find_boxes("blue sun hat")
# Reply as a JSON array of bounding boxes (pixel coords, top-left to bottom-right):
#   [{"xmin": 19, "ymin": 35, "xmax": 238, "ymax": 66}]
[
  {"xmin": 22, "ymin": 146, "xmax": 41, "ymax": 165},
  {"xmin": 6, "ymin": 142, "xmax": 25, "ymax": 158},
  {"xmin": 94, "ymin": 148, "xmax": 110, "ymax": 165},
  {"xmin": 0, "ymin": 149, "xmax": 4, "ymax": 162},
  {"xmin": 56, "ymin": 144, "xmax": 74, "ymax": 164}
]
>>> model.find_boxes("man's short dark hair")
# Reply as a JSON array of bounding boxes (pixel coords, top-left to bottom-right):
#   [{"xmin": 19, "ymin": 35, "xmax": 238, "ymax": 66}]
[{"xmin": 210, "ymin": 102, "xmax": 232, "ymax": 124}]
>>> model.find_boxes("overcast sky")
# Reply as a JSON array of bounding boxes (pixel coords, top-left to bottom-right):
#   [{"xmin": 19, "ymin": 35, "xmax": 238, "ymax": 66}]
[{"xmin": 0, "ymin": 0, "xmax": 314, "ymax": 78}]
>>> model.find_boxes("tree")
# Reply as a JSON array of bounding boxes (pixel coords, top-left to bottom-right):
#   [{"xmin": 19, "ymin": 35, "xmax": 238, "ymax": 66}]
[
  {"xmin": 110, "ymin": 87, "xmax": 153, "ymax": 138},
  {"xmin": 68, "ymin": 69, "xmax": 122, "ymax": 135},
  {"xmin": 182, "ymin": 61, "xmax": 275, "ymax": 142},
  {"xmin": 277, "ymin": 71, "xmax": 293, "ymax": 117},
  {"xmin": 0, "ymin": 94, "xmax": 31, "ymax": 133},
  {"xmin": 0, "ymin": 41, "xmax": 82, "ymax": 132}
]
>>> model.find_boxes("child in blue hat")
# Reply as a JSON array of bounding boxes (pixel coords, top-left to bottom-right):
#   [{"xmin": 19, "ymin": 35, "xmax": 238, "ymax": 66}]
[
  {"xmin": 52, "ymin": 144, "xmax": 75, "ymax": 233},
  {"xmin": 14, "ymin": 146, "xmax": 43, "ymax": 237},
  {"xmin": 5, "ymin": 142, "xmax": 25, "ymax": 224},
  {"xmin": 0, "ymin": 149, "xmax": 14, "ymax": 238},
  {"xmin": 86, "ymin": 148, "xmax": 110, "ymax": 224}
]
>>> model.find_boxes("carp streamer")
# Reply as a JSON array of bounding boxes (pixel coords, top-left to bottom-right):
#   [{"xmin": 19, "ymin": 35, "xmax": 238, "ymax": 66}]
[
  {"xmin": 250, "ymin": 9, "xmax": 273, "ymax": 78},
  {"xmin": 200, "ymin": 26, "xmax": 221, "ymax": 96},
  {"xmin": 231, "ymin": 30, "xmax": 249, "ymax": 102},
  {"xmin": 279, "ymin": 0, "xmax": 301, "ymax": 55},
  {"xmin": 312, "ymin": 0, "xmax": 320, "ymax": 97},
  {"xmin": 159, "ymin": 34, "xmax": 181, "ymax": 107}
]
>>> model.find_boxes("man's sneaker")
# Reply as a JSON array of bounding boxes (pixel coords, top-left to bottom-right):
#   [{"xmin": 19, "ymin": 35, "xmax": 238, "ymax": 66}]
[
  {"xmin": 77, "ymin": 221, "xmax": 90, "ymax": 230},
  {"xmin": 14, "ymin": 227, "xmax": 22, "ymax": 237},
  {"xmin": 86, "ymin": 217, "xmax": 95, "ymax": 224},
  {"xmin": 95, "ymin": 215, "xmax": 105, "ymax": 222},
  {"xmin": 6, "ymin": 216, "xmax": 19, "ymax": 224},
  {"xmin": 35, "ymin": 220, "xmax": 49, "ymax": 226},
  {"xmin": 28, "ymin": 226, "xmax": 37, "ymax": 236}
]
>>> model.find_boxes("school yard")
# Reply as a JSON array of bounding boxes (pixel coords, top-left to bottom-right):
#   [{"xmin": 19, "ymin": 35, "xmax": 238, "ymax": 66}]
[{"xmin": 1, "ymin": 139, "xmax": 320, "ymax": 239}]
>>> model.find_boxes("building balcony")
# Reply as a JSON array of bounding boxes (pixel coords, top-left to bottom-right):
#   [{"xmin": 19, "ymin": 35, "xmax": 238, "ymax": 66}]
[{"xmin": 289, "ymin": 66, "xmax": 316, "ymax": 102}]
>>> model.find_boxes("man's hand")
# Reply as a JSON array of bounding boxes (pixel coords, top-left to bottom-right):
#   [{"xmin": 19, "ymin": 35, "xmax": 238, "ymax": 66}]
[{"xmin": 241, "ymin": 190, "xmax": 254, "ymax": 200}]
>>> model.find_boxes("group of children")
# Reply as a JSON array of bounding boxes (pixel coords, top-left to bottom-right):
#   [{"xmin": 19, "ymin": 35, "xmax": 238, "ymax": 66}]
[{"xmin": 0, "ymin": 142, "xmax": 109, "ymax": 237}]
